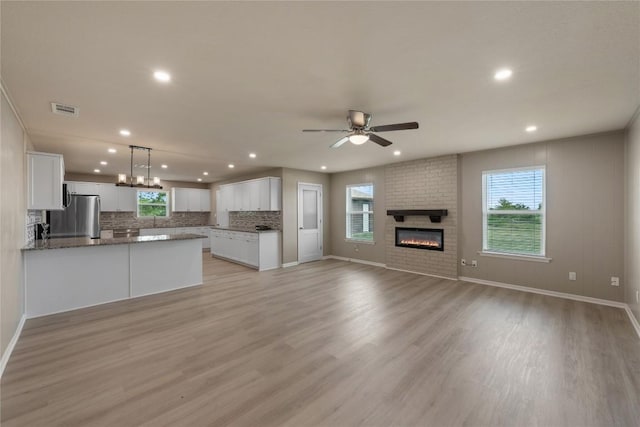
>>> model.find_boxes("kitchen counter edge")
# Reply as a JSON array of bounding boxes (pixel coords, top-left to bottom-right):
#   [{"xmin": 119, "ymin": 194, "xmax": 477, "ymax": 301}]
[{"xmin": 23, "ymin": 234, "xmax": 205, "ymax": 251}]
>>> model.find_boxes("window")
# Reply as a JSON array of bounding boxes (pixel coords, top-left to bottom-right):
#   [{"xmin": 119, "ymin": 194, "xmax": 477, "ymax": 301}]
[
  {"xmin": 482, "ymin": 167, "xmax": 545, "ymax": 256},
  {"xmin": 137, "ymin": 190, "xmax": 169, "ymax": 217},
  {"xmin": 346, "ymin": 183, "xmax": 374, "ymax": 242}
]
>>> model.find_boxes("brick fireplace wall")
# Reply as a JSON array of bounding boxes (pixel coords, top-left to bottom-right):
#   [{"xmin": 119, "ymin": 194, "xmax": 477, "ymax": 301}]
[{"xmin": 385, "ymin": 155, "xmax": 458, "ymax": 279}]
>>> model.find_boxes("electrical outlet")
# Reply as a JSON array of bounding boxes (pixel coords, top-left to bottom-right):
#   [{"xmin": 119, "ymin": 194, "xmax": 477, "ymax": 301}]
[
  {"xmin": 461, "ymin": 259, "xmax": 467, "ymax": 266},
  {"xmin": 354, "ymin": 245, "xmax": 359, "ymax": 252},
  {"xmin": 611, "ymin": 277, "xmax": 620, "ymax": 287},
  {"xmin": 569, "ymin": 272, "xmax": 576, "ymax": 281},
  {"xmin": 471, "ymin": 260, "xmax": 478, "ymax": 268}
]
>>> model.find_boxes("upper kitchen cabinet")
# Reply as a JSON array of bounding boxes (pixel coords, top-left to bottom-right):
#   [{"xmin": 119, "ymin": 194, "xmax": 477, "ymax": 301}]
[
  {"xmin": 66, "ymin": 181, "xmax": 136, "ymax": 212},
  {"xmin": 171, "ymin": 188, "xmax": 211, "ymax": 212},
  {"xmin": 220, "ymin": 177, "xmax": 281, "ymax": 212},
  {"xmin": 97, "ymin": 184, "xmax": 136, "ymax": 212},
  {"xmin": 27, "ymin": 151, "xmax": 65, "ymax": 210}
]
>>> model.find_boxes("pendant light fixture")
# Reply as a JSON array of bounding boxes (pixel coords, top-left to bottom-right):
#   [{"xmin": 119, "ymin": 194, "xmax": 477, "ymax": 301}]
[{"xmin": 115, "ymin": 145, "xmax": 162, "ymax": 189}]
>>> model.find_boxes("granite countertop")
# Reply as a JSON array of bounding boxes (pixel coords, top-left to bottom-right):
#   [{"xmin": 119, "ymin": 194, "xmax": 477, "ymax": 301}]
[
  {"xmin": 23, "ymin": 234, "xmax": 205, "ymax": 251},
  {"xmin": 209, "ymin": 225, "xmax": 280, "ymax": 234}
]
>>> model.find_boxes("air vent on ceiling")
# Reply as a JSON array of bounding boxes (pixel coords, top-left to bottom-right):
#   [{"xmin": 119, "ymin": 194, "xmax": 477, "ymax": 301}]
[{"xmin": 50, "ymin": 102, "xmax": 79, "ymax": 117}]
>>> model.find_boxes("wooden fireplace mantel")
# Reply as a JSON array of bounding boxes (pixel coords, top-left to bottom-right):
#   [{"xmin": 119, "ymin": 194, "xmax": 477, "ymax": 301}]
[{"xmin": 386, "ymin": 209, "xmax": 448, "ymax": 223}]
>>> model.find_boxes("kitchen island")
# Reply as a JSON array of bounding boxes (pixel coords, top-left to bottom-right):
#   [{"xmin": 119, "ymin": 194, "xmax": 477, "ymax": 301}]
[{"xmin": 23, "ymin": 234, "xmax": 204, "ymax": 318}]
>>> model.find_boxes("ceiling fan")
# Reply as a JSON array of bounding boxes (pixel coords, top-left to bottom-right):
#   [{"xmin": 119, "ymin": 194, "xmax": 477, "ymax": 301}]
[{"xmin": 302, "ymin": 110, "xmax": 419, "ymax": 148}]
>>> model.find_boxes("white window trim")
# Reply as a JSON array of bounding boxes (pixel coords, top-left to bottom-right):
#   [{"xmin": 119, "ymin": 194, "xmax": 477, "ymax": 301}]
[
  {"xmin": 137, "ymin": 189, "xmax": 170, "ymax": 218},
  {"xmin": 481, "ymin": 165, "xmax": 546, "ymax": 257},
  {"xmin": 346, "ymin": 183, "xmax": 375, "ymax": 243}
]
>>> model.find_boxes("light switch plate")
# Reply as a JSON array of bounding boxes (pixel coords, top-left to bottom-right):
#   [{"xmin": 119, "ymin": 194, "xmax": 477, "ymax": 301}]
[{"xmin": 569, "ymin": 272, "xmax": 576, "ymax": 281}]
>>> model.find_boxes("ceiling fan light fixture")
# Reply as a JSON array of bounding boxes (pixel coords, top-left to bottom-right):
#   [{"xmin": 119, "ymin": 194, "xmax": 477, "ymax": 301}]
[{"xmin": 349, "ymin": 133, "xmax": 369, "ymax": 145}]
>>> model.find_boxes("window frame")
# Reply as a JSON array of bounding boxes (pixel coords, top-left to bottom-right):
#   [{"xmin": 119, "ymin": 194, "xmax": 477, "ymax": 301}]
[
  {"xmin": 137, "ymin": 189, "xmax": 170, "ymax": 218},
  {"xmin": 481, "ymin": 166, "xmax": 546, "ymax": 258},
  {"xmin": 345, "ymin": 183, "xmax": 375, "ymax": 243}
]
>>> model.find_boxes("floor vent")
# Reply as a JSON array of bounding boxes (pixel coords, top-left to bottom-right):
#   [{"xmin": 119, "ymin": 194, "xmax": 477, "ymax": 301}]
[{"xmin": 50, "ymin": 102, "xmax": 79, "ymax": 117}]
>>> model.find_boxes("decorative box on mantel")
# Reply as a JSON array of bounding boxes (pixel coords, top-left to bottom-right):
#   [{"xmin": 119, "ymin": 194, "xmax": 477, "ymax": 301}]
[{"xmin": 386, "ymin": 209, "xmax": 448, "ymax": 223}]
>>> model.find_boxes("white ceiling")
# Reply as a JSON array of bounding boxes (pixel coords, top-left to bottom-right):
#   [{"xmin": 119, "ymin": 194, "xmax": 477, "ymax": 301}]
[{"xmin": 2, "ymin": 2, "xmax": 639, "ymax": 183}]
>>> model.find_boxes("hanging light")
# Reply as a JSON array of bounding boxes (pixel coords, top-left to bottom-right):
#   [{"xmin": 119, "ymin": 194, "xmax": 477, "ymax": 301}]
[
  {"xmin": 115, "ymin": 145, "xmax": 163, "ymax": 189},
  {"xmin": 348, "ymin": 130, "xmax": 369, "ymax": 145}
]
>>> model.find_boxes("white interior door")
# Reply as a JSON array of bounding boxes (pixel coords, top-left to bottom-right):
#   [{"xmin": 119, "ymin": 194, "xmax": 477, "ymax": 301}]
[{"xmin": 298, "ymin": 183, "xmax": 323, "ymax": 263}]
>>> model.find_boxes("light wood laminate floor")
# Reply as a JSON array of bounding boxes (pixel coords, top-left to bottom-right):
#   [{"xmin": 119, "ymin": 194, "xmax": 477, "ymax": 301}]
[{"xmin": 2, "ymin": 255, "xmax": 639, "ymax": 426}]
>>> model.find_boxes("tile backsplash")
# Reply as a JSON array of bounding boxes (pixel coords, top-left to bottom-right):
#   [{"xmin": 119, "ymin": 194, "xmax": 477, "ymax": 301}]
[
  {"xmin": 100, "ymin": 211, "xmax": 210, "ymax": 230},
  {"xmin": 229, "ymin": 211, "xmax": 281, "ymax": 230},
  {"xmin": 26, "ymin": 209, "xmax": 43, "ymax": 245}
]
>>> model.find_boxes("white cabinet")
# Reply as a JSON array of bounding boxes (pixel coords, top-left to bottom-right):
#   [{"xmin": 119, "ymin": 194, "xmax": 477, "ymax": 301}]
[
  {"xmin": 67, "ymin": 182, "xmax": 98, "ymax": 195},
  {"xmin": 96, "ymin": 184, "xmax": 117, "ymax": 211},
  {"xmin": 210, "ymin": 229, "xmax": 280, "ymax": 271},
  {"xmin": 218, "ymin": 177, "xmax": 281, "ymax": 212},
  {"xmin": 200, "ymin": 190, "xmax": 211, "ymax": 212},
  {"xmin": 27, "ymin": 152, "xmax": 65, "ymax": 210},
  {"xmin": 66, "ymin": 182, "xmax": 136, "ymax": 212},
  {"xmin": 171, "ymin": 188, "xmax": 211, "ymax": 212},
  {"xmin": 116, "ymin": 187, "xmax": 137, "ymax": 212}
]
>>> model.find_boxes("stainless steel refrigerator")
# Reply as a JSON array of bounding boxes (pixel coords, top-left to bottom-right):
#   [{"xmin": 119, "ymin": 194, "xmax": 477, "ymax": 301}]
[{"xmin": 48, "ymin": 194, "xmax": 101, "ymax": 239}]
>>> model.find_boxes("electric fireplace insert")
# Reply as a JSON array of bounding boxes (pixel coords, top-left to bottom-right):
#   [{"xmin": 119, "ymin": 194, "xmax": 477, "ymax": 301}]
[{"xmin": 395, "ymin": 227, "xmax": 444, "ymax": 251}]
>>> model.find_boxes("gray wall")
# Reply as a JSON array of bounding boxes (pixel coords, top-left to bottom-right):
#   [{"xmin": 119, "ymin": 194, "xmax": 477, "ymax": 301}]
[
  {"xmin": 459, "ymin": 131, "xmax": 625, "ymax": 301},
  {"xmin": 282, "ymin": 168, "xmax": 331, "ymax": 264},
  {"xmin": 330, "ymin": 166, "xmax": 386, "ymax": 264},
  {"xmin": 1, "ymin": 89, "xmax": 29, "ymax": 358},
  {"xmin": 625, "ymin": 112, "xmax": 640, "ymax": 320}
]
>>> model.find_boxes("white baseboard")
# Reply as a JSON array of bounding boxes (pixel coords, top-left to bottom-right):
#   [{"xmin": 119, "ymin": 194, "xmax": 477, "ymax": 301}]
[
  {"xmin": 625, "ymin": 305, "xmax": 640, "ymax": 339},
  {"xmin": 281, "ymin": 261, "xmax": 299, "ymax": 268},
  {"xmin": 459, "ymin": 276, "xmax": 626, "ymax": 308},
  {"xmin": 325, "ymin": 255, "xmax": 386, "ymax": 268},
  {"xmin": 0, "ymin": 314, "xmax": 26, "ymax": 378}
]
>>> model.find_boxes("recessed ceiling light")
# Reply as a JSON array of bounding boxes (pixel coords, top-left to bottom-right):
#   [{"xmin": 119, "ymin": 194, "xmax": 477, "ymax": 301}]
[
  {"xmin": 393, "ymin": 150, "xmax": 401, "ymax": 156},
  {"xmin": 197, "ymin": 178, "xmax": 202, "ymax": 182},
  {"xmin": 119, "ymin": 129, "xmax": 131, "ymax": 137},
  {"xmin": 100, "ymin": 161, "xmax": 108, "ymax": 165},
  {"xmin": 525, "ymin": 125, "xmax": 538, "ymax": 132},
  {"xmin": 108, "ymin": 148, "xmax": 117, "ymax": 153},
  {"xmin": 321, "ymin": 165, "xmax": 327, "ymax": 170},
  {"xmin": 161, "ymin": 164, "xmax": 168, "ymax": 169},
  {"xmin": 203, "ymin": 172, "xmax": 209, "ymax": 176},
  {"xmin": 249, "ymin": 153, "xmax": 257, "ymax": 159},
  {"xmin": 93, "ymin": 169, "xmax": 101, "ymax": 173},
  {"xmin": 153, "ymin": 70, "xmax": 171, "ymax": 83},
  {"xmin": 228, "ymin": 164, "xmax": 235, "ymax": 168},
  {"xmin": 494, "ymin": 68, "xmax": 513, "ymax": 81}
]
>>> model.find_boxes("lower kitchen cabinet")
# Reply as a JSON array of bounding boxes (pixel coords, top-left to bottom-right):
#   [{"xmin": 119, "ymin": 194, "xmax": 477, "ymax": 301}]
[{"xmin": 210, "ymin": 229, "xmax": 280, "ymax": 271}]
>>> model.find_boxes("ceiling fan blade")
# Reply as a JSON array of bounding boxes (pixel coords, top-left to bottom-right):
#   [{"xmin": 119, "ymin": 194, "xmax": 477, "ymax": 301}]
[
  {"xmin": 302, "ymin": 129, "xmax": 349, "ymax": 132},
  {"xmin": 330, "ymin": 136, "xmax": 349, "ymax": 148},
  {"xmin": 369, "ymin": 122, "xmax": 419, "ymax": 132},
  {"xmin": 368, "ymin": 133, "xmax": 393, "ymax": 147}
]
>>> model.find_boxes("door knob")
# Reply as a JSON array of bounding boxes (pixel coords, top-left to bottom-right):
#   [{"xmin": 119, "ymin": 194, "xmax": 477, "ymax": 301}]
[{"xmin": 299, "ymin": 227, "xmax": 304, "ymax": 230}]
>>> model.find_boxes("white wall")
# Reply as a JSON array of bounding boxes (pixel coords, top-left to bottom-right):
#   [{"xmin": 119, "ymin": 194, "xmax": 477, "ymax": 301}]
[
  {"xmin": 625, "ymin": 111, "xmax": 640, "ymax": 320},
  {"xmin": 1, "ymin": 88, "xmax": 29, "ymax": 361}
]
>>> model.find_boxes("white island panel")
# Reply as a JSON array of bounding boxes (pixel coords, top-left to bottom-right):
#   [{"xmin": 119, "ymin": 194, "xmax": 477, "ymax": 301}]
[
  {"xmin": 25, "ymin": 245, "xmax": 130, "ymax": 317},
  {"xmin": 130, "ymin": 239, "xmax": 202, "ymax": 297}
]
